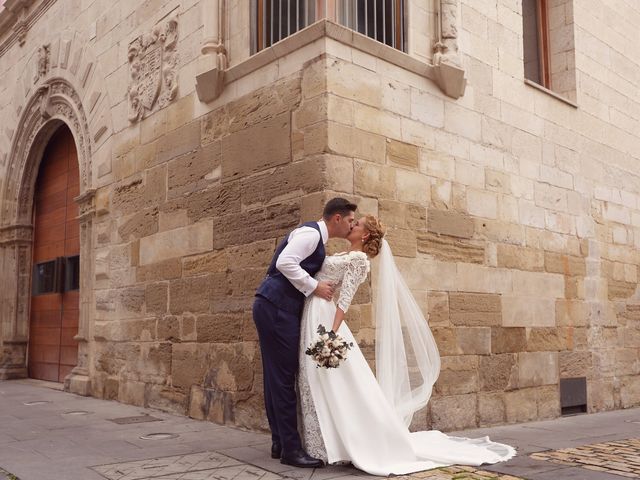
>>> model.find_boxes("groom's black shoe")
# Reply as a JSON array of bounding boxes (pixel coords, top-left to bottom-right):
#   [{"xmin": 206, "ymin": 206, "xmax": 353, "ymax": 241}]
[
  {"xmin": 280, "ymin": 449, "xmax": 324, "ymax": 468},
  {"xmin": 271, "ymin": 442, "xmax": 282, "ymax": 459}
]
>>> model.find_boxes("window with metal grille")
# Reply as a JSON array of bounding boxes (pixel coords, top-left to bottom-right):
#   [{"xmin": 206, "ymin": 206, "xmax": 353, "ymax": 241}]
[{"xmin": 254, "ymin": 0, "xmax": 405, "ymax": 53}]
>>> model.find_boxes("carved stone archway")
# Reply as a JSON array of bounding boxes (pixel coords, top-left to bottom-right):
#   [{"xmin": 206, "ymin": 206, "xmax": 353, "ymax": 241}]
[{"xmin": 0, "ymin": 78, "xmax": 95, "ymax": 396}]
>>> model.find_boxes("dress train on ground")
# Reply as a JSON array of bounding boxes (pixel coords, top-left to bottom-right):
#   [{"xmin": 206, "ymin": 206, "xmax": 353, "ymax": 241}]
[{"xmin": 299, "ymin": 294, "xmax": 516, "ymax": 476}]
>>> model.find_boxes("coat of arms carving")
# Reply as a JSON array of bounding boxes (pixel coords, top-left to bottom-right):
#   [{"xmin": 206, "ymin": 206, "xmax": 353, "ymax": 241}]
[{"xmin": 127, "ymin": 18, "xmax": 178, "ymax": 122}]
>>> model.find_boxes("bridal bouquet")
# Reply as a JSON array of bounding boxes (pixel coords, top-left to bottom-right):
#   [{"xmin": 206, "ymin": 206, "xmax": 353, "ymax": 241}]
[{"xmin": 305, "ymin": 325, "xmax": 354, "ymax": 369}]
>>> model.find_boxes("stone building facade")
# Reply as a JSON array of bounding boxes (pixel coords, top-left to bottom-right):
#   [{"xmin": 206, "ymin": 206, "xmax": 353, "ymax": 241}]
[{"xmin": 0, "ymin": 0, "xmax": 639, "ymax": 432}]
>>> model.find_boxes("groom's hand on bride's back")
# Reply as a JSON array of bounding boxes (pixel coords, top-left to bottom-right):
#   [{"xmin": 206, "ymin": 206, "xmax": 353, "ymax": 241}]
[{"xmin": 313, "ymin": 281, "xmax": 335, "ymax": 301}]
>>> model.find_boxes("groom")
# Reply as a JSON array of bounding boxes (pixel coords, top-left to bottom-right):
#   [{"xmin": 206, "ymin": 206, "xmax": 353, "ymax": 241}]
[{"xmin": 253, "ymin": 198, "xmax": 357, "ymax": 468}]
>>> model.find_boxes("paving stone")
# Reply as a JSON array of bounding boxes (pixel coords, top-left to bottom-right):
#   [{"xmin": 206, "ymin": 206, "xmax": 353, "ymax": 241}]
[
  {"xmin": 529, "ymin": 438, "xmax": 640, "ymax": 478},
  {"xmin": 92, "ymin": 452, "xmax": 244, "ymax": 480},
  {"xmin": 8, "ymin": 381, "xmax": 640, "ymax": 480},
  {"xmin": 530, "ymin": 466, "xmax": 627, "ymax": 480}
]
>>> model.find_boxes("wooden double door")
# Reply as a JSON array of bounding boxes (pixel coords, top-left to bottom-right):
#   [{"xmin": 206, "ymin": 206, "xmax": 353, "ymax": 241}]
[{"xmin": 28, "ymin": 126, "xmax": 80, "ymax": 383}]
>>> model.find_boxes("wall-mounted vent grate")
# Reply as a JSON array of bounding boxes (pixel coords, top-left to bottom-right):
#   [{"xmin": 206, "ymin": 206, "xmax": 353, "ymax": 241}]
[{"xmin": 560, "ymin": 377, "xmax": 587, "ymax": 416}]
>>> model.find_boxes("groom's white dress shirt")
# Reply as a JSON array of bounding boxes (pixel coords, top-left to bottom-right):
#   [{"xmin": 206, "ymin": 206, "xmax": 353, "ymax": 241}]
[{"xmin": 275, "ymin": 220, "xmax": 329, "ymax": 297}]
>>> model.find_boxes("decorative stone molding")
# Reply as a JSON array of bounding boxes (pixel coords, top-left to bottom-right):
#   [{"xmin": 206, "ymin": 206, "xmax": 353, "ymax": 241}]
[
  {"xmin": 0, "ymin": 237, "xmax": 31, "ymax": 380},
  {"xmin": 13, "ymin": 7, "xmax": 27, "ymax": 46},
  {"xmin": 10, "ymin": 31, "xmax": 114, "ymax": 181},
  {"xmin": 35, "ymin": 84, "xmax": 52, "ymax": 118},
  {"xmin": 75, "ymin": 188, "xmax": 96, "ymax": 222},
  {"xmin": 0, "ymin": 0, "xmax": 40, "ymax": 51},
  {"xmin": 0, "ymin": 224, "xmax": 32, "ymax": 245},
  {"xmin": 66, "ymin": 189, "xmax": 95, "ymax": 395},
  {"xmin": 0, "ymin": 76, "xmax": 95, "ymax": 387},
  {"xmin": 5, "ymin": 78, "xmax": 93, "ymax": 225},
  {"xmin": 33, "ymin": 43, "xmax": 50, "ymax": 82},
  {"xmin": 127, "ymin": 17, "xmax": 179, "ymax": 122},
  {"xmin": 0, "ymin": 27, "xmax": 109, "ymax": 391},
  {"xmin": 0, "ymin": 235, "xmax": 32, "ymax": 379},
  {"xmin": 3, "ymin": 78, "xmax": 92, "ymax": 227},
  {"xmin": 196, "ymin": 0, "xmax": 228, "ymax": 103},
  {"xmin": 433, "ymin": 0, "xmax": 467, "ymax": 99}
]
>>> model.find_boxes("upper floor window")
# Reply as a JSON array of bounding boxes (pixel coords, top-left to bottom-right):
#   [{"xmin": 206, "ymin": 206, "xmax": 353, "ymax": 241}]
[
  {"xmin": 254, "ymin": 0, "xmax": 405, "ymax": 53},
  {"xmin": 522, "ymin": 0, "xmax": 550, "ymax": 88},
  {"xmin": 522, "ymin": 0, "xmax": 577, "ymax": 102}
]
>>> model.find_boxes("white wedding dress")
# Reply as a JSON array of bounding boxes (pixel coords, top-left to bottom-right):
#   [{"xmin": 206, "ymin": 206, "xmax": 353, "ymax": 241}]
[{"xmin": 298, "ymin": 250, "xmax": 515, "ymax": 476}]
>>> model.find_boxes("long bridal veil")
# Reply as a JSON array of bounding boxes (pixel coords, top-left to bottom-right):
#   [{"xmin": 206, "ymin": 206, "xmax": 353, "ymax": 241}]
[{"xmin": 374, "ymin": 239, "xmax": 441, "ymax": 428}]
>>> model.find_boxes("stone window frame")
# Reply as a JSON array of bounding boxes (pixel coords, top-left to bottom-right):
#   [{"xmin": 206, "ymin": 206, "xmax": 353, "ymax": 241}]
[{"xmin": 197, "ymin": 0, "xmax": 467, "ymax": 103}]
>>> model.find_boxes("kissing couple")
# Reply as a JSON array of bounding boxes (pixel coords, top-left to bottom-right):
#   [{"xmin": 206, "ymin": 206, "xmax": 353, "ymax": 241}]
[{"xmin": 253, "ymin": 198, "xmax": 515, "ymax": 475}]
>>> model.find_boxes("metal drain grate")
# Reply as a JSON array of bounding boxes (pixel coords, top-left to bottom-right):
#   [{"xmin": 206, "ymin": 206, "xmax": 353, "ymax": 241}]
[{"xmin": 108, "ymin": 415, "xmax": 163, "ymax": 425}]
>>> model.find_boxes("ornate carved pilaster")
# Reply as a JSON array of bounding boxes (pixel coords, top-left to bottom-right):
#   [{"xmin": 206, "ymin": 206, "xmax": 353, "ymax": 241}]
[
  {"xmin": 65, "ymin": 189, "xmax": 95, "ymax": 395},
  {"xmin": 196, "ymin": 0, "xmax": 227, "ymax": 103},
  {"xmin": 433, "ymin": 0, "xmax": 467, "ymax": 99},
  {"xmin": 0, "ymin": 224, "xmax": 33, "ymax": 380}
]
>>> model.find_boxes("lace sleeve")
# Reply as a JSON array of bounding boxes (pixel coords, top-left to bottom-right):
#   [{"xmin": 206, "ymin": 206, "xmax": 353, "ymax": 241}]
[{"xmin": 337, "ymin": 252, "xmax": 370, "ymax": 313}]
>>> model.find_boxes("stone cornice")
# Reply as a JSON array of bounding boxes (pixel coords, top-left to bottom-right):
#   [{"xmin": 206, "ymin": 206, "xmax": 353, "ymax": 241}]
[
  {"xmin": 224, "ymin": 20, "xmax": 437, "ymax": 87},
  {"xmin": 0, "ymin": 0, "xmax": 56, "ymax": 54}
]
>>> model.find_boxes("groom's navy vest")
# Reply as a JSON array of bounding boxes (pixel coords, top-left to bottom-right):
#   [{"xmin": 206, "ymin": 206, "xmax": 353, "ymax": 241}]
[{"xmin": 256, "ymin": 222, "xmax": 325, "ymax": 315}]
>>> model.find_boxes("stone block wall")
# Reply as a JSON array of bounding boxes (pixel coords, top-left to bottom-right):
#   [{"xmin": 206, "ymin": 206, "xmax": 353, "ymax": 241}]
[
  {"xmin": 0, "ymin": 0, "xmax": 639, "ymax": 434},
  {"xmin": 547, "ymin": 0, "xmax": 577, "ymax": 101},
  {"xmin": 314, "ymin": 0, "xmax": 640, "ymax": 431},
  {"xmin": 89, "ymin": 56, "xmax": 339, "ymax": 428},
  {"xmin": 0, "ymin": 0, "xmax": 334, "ymax": 431}
]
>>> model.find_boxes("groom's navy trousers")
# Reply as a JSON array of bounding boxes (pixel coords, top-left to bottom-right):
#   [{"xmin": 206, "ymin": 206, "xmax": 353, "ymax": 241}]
[
  {"xmin": 253, "ymin": 296, "xmax": 304, "ymax": 452},
  {"xmin": 253, "ymin": 222, "xmax": 325, "ymax": 455}
]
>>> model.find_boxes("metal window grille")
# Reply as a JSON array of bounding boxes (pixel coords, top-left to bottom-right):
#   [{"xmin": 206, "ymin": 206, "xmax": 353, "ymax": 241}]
[{"xmin": 255, "ymin": 0, "xmax": 405, "ymax": 53}]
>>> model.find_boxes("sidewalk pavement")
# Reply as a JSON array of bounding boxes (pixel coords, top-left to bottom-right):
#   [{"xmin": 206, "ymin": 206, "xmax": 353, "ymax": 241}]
[{"xmin": 1, "ymin": 379, "xmax": 638, "ymax": 480}]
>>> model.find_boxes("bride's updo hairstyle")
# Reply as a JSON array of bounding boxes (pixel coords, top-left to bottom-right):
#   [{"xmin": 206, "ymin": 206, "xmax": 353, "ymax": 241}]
[{"xmin": 362, "ymin": 215, "xmax": 386, "ymax": 258}]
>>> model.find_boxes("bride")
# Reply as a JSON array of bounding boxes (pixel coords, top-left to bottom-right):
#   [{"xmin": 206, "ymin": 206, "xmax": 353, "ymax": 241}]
[{"xmin": 298, "ymin": 215, "xmax": 516, "ymax": 476}]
